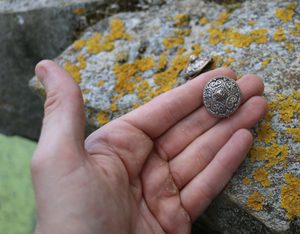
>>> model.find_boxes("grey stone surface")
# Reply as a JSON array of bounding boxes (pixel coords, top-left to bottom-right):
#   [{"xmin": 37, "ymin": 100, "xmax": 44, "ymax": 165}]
[
  {"xmin": 29, "ymin": 0, "xmax": 300, "ymax": 232},
  {"xmin": 0, "ymin": 0, "xmax": 140, "ymax": 139}
]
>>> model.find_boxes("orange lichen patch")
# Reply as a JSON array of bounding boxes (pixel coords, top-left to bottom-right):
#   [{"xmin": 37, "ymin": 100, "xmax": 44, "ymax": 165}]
[
  {"xmin": 249, "ymin": 29, "xmax": 268, "ymax": 44},
  {"xmin": 281, "ymin": 173, "xmax": 300, "ymax": 219},
  {"xmin": 111, "ymin": 103, "xmax": 118, "ymax": 112},
  {"xmin": 276, "ymin": 95, "xmax": 300, "ymax": 123},
  {"xmin": 285, "ymin": 43, "xmax": 295, "ymax": 52},
  {"xmin": 86, "ymin": 19, "xmax": 131, "ymax": 55},
  {"xmin": 247, "ymin": 191, "xmax": 264, "ymax": 211},
  {"xmin": 105, "ymin": 18, "xmax": 132, "ymax": 42},
  {"xmin": 289, "ymin": 29, "xmax": 300, "ymax": 37},
  {"xmin": 242, "ymin": 177, "xmax": 252, "ymax": 185},
  {"xmin": 295, "ymin": 21, "xmax": 300, "ymax": 30},
  {"xmin": 208, "ymin": 27, "xmax": 268, "ymax": 48},
  {"xmin": 250, "ymin": 144, "xmax": 289, "ymax": 168},
  {"xmin": 135, "ymin": 57, "xmax": 155, "ymax": 72},
  {"xmin": 174, "ymin": 14, "xmax": 190, "ymax": 27},
  {"xmin": 72, "ymin": 7, "xmax": 86, "ymax": 15},
  {"xmin": 153, "ymin": 55, "xmax": 188, "ymax": 96},
  {"xmin": 275, "ymin": 3, "xmax": 295, "ymax": 22},
  {"xmin": 225, "ymin": 48, "xmax": 231, "ymax": 53},
  {"xmin": 163, "ymin": 37, "xmax": 185, "ymax": 49},
  {"xmin": 175, "ymin": 47, "xmax": 187, "ymax": 56},
  {"xmin": 191, "ymin": 44, "xmax": 202, "ymax": 56},
  {"xmin": 207, "ymin": 27, "xmax": 225, "ymax": 45},
  {"xmin": 286, "ymin": 128, "xmax": 300, "ymax": 142},
  {"xmin": 273, "ymin": 28, "xmax": 286, "ymax": 41},
  {"xmin": 256, "ymin": 121, "xmax": 277, "ymax": 144},
  {"xmin": 97, "ymin": 112, "xmax": 109, "ymax": 125},
  {"xmin": 222, "ymin": 57, "xmax": 235, "ymax": 67},
  {"xmin": 174, "ymin": 29, "xmax": 191, "ymax": 36},
  {"xmin": 252, "ymin": 168, "xmax": 272, "ymax": 187},
  {"xmin": 76, "ymin": 54, "xmax": 87, "ymax": 69},
  {"xmin": 96, "ymin": 80, "xmax": 105, "ymax": 87},
  {"xmin": 113, "ymin": 63, "xmax": 137, "ymax": 94},
  {"xmin": 137, "ymin": 80, "xmax": 150, "ymax": 99},
  {"xmin": 157, "ymin": 52, "xmax": 168, "ymax": 71},
  {"xmin": 63, "ymin": 61, "xmax": 81, "ymax": 83},
  {"xmin": 261, "ymin": 58, "xmax": 272, "ymax": 69},
  {"xmin": 199, "ymin": 17, "xmax": 208, "ymax": 25},
  {"xmin": 73, "ymin": 39, "xmax": 86, "ymax": 50},
  {"xmin": 225, "ymin": 28, "xmax": 254, "ymax": 47},
  {"xmin": 213, "ymin": 11, "xmax": 230, "ymax": 25},
  {"xmin": 211, "ymin": 55, "xmax": 223, "ymax": 69}
]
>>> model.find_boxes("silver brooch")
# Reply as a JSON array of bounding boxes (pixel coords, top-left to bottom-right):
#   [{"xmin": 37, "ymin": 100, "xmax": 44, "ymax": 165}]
[
  {"xmin": 203, "ymin": 76, "xmax": 241, "ymax": 118},
  {"xmin": 185, "ymin": 54, "xmax": 212, "ymax": 78}
]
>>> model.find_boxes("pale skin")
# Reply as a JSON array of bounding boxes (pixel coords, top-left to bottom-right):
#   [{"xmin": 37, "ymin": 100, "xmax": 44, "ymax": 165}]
[{"xmin": 32, "ymin": 60, "xmax": 267, "ymax": 234}]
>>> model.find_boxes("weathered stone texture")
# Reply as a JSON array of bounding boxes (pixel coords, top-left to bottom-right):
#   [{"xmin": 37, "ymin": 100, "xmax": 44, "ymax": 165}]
[
  {"xmin": 30, "ymin": 0, "xmax": 300, "ymax": 232},
  {"xmin": 0, "ymin": 0, "xmax": 137, "ymax": 139}
]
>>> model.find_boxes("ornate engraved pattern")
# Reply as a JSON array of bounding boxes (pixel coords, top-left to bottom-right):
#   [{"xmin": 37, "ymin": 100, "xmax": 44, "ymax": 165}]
[
  {"xmin": 203, "ymin": 76, "xmax": 241, "ymax": 117},
  {"xmin": 185, "ymin": 55, "xmax": 212, "ymax": 78}
]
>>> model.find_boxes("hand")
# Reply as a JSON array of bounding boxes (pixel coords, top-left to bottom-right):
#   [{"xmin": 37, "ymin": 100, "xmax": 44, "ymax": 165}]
[{"xmin": 32, "ymin": 60, "xmax": 266, "ymax": 234}]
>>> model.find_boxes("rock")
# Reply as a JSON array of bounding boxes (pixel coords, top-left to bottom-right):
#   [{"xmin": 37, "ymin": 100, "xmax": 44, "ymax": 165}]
[
  {"xmin": 0, "ymin": 0, "xmax": 140, "ymax": 140},
  {"xmin": 29, "ymin": 0, "xmax": 300, "ymax": 232}
]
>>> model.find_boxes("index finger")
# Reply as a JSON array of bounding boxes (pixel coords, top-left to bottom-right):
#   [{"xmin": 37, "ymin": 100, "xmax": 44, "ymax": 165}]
[{"xmin": 121, "ymin": 68, "xmax": 236, "ymax": 139}]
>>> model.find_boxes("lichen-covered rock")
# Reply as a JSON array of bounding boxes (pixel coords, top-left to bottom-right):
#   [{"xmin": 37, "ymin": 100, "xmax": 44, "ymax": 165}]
[
  {"xmin": 29, "ymin": 0, "xmax": 300, "ymax": 232},
  {"xmin": 0, "ymin": 0, "xmax": 138, "ymax": 139}
]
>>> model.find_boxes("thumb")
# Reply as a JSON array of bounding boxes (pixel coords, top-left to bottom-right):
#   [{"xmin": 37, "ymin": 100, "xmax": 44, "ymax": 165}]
[{"xmin": 35, "ymin": 60, "xmax": 85, "ymax": 154}]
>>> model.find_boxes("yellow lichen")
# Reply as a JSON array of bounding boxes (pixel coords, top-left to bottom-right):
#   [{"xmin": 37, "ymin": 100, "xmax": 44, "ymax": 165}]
[
  {"xmin": 135, "ymin": 57, "xmax": 155, "ymax": 72},
  {"xmin": 247, "ymin": 191, "xmax": 264, "ymax": 211},
  {"xmin": 252, "ymin": 168, "xmax": 272, "ymax": 187},
  {"xmin": 295, "ymin": 21, "xmax": 300, "ymax": 30},
  {"xmin": 191, "ymin": 44, "xmax": 202, "ymax": 56},
  {"xmin": 208, "ymin": 27, "xmax": 268, "ymax": 48},
  {"xmin": 225, "ymin": 48, "xmax": 231, "ymax": 53},
  {"xmin": 242, "ymin": 177, "xmax": 252, "ymax": 185},
  {"xmin": 250, "ymin": 144, "xmax": 289, "ymax": 168},
  {"xmin": 157, "ymin": 52, "xmax": 168, "ymax": 71},
  {"xmin": 289, "ymin": 29, "xmax": 300, "ymax": 37},
  {"xmin": 76, "ymin": 54, "xmax": 87, "ymax": 69},
  {"xmin": 72, "ymin": 7, "xmax": 86, "ymax": 15},
  {"xmin": 275, "ymin": 5, "xmax": 295, "ymax": 22},
  {"xmin": 256, "ymin": 121, "xmax": 277, "ymax": 144},
  {"xmin": 162, "ymin": 37, "xmax": 185, "ymax": 49},
  {"xmin": 281, "ymin": 173, "xmax": 300, "ymax": 219},
  {"xmin": 96, "ymin": 80, "xmax": 105, "ymax": 87},
  {"xmin": 222, "ymin": 57, "xmax": 235, "ymax": 67},
  {"xmin": 105, "ymin": 18, "xmax": 132, "ymax": 42},
  {"xmin": 273, "ymin": 28, "xmax": 286, "ymax": 41},
  {"xmin": 73, "ymin": 39, "xmax": 86, "ymax": 50},
  {"xmin": 111, "ymin": 103, "xmax": 118, "ymax": 112},
  {"xmin": 213, "ymin": 11, "xmax": 230, "ymax": 25},
  {"xmin": 97, "ymin": 112, "xmax": 109, "ymax": 125},
  {"xmin": 63, "ymin": 61, "xmax": 81, "ymax": 83},
  {"xmin": 286, "ymin": 128, "xmax": 300, "ymax": 142},
  {"xmin": 174, "ymin": 14, "xmax": 190, "ymax": 27},
  {"xmin": 276, "ymin": 95, "xmax": 300, "ymax": 123},
  {"xmin": 249, "ymin": 29, "xmax": 268, "ymax": 44},
  {"xmin": 285, "ymin": 43, "xmax": 295, "ymax": 52},
  {"xmin": 174, "ymin": 29, "xmax": 191, "ymax": 36},
  {"xmin": 199, "ymin": 17, "xmax": 208, "ymax": 25},
  {"xmin": 261, "ymin": 58, "xmax": 272, "ymax": 69}
]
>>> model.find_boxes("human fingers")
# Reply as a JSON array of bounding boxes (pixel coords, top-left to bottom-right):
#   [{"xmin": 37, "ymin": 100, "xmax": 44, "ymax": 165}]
[
  {"xmin": 180, "ymin": 129, "xmax": 253, "ymax": 220},
  {"xmin": 155, "ymin": 74, "xmax": 264, "ymax": 160},
  {"xmin": 31, "ymin": 60, "xmax": 86, "ymax": 173},
  {"xmin": 169, "ymin": 96, "xmax": 267, "ymax": 189},
  {"xmin": 121, "ymin": 68, "xmax": 236, "ymax": 139}
]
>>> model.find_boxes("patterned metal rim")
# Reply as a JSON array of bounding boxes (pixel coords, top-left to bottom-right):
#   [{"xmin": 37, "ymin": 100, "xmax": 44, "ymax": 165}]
[{"xmin": 203, "ymin": 76, "xmax": 241, "ymax": 118}]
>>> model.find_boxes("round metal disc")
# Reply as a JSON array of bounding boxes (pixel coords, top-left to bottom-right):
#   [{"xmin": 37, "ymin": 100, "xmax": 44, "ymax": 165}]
[{"xmin": 203, "ymin": 76, "xmax": 241, "ymax": 118}]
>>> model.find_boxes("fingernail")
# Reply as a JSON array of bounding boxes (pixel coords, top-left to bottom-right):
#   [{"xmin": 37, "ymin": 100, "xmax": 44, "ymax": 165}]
[{"xmin": 36, "ymin": 65, "xmax": 47, "ymax": 81}]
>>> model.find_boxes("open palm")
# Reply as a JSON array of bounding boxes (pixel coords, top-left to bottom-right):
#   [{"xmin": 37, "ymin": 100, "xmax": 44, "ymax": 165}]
[{"xmin": 32, "ymin": 60, "xmax": 266, "ymax": 234}]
